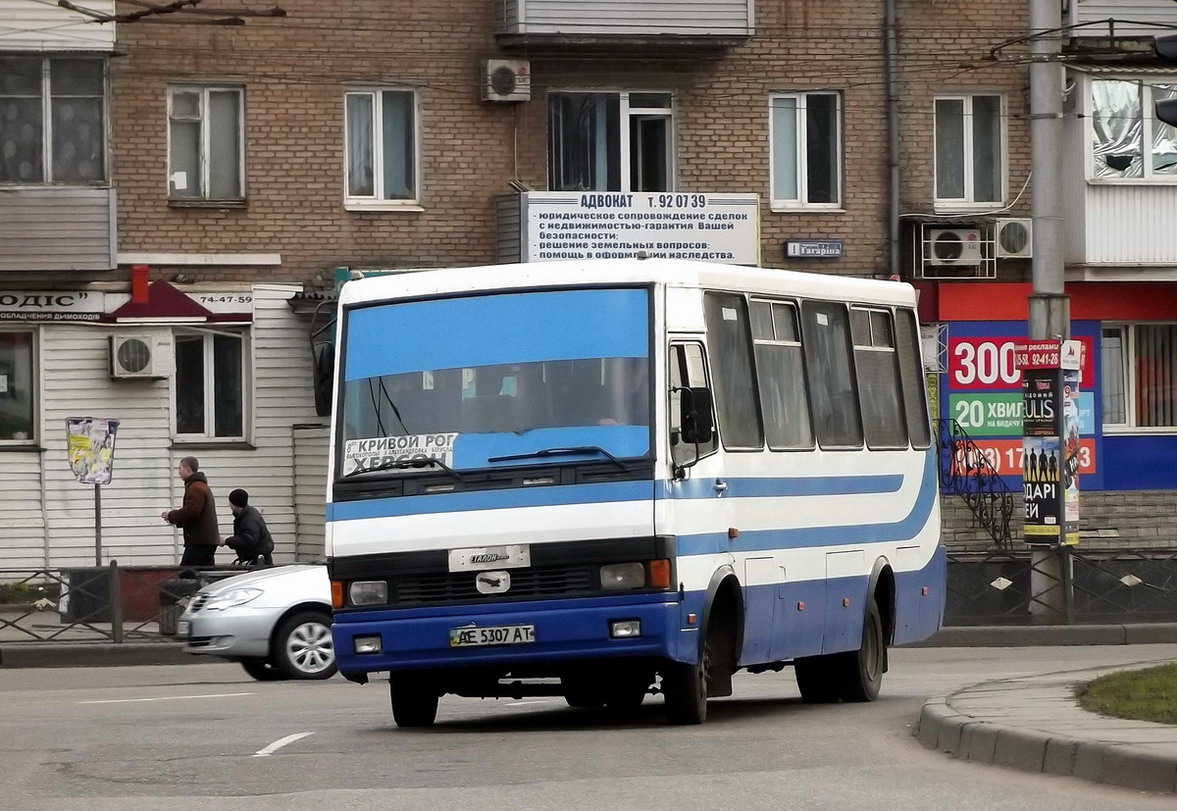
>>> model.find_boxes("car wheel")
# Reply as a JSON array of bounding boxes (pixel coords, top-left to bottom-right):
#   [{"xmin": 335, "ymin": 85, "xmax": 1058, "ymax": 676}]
[
  {"xmin": 272, "ymin": 610, "xmax": 337, "ymax": 680},
  {"xmin": 240, "ymin": 657, "xmax": 287, "ymax": 681}
]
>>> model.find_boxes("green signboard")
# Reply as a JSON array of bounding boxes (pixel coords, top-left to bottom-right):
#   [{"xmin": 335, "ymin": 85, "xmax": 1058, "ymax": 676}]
[{"xmin": 947, "ymin": 393, "xmax": 1024, "ymax": 436}]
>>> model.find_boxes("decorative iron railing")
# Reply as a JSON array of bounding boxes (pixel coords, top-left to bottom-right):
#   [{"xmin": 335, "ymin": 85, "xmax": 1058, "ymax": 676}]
[
  {"xmin": 946, "ymin": 547, "xmax": 1177, "ymax": 625},
  {"xmin": 935, "ymin": 417, "xmax": 1016, "ymax": 550}
]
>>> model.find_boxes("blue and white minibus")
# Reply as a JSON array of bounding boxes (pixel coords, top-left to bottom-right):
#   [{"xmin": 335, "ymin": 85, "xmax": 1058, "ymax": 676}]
[{"xmin": 325, "ymin": 258, "xmax": 945, "ymax": 726}]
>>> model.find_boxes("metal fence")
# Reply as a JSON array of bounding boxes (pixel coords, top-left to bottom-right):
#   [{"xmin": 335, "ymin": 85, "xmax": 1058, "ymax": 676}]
[
  {"xmin": 947, "ymin": 547, "xmax": 1177, "ymax": 625},
  {"xmin": 3, "ymin": 549, "xmax": 1176, "ymax": 644},
  {"xmin": 0, "ymin": 563, "xmax": 242, "ymax": 643}
]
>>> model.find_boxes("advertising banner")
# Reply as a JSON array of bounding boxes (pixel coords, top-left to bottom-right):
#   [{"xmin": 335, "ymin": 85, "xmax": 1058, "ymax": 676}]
[
  {"xmin": 519, "ymin": 192, "xmax": 761, "ymax": 266},
  {"xmin": 66, "ymin": 417, "xmax": 120, "ymax": 485},
  {"xmin": 1017, "ymin": 340, "xmax": 1081, "ymax": 546}
]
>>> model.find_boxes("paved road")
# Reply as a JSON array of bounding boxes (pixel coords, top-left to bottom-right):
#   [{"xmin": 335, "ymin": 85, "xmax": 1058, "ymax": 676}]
[{"xmin": 3, "ymin": 645, "xmax": 1177, "ymax": 811}]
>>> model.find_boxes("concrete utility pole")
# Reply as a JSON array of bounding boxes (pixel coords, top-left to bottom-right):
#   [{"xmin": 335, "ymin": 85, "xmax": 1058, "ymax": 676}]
[{"xmin": 1028, "ymin": 0, "xmax": 1071, "ymax": 619}]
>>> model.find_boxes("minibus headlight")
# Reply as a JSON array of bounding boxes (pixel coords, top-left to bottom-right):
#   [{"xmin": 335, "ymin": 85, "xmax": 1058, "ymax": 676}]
[
  {"xmin": 600, "ymin": 562, "xmax": 646, "ymax": 590},
  {"xmin": 349, "ymin": 581, "xmax": 388, "ymax": 606}
]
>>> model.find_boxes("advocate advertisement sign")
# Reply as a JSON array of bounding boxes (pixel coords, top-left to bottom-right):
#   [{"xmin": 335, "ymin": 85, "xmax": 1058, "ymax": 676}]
[{"xmin": 519, "ymin": 192, "xmax": 761, "ymax": 266}]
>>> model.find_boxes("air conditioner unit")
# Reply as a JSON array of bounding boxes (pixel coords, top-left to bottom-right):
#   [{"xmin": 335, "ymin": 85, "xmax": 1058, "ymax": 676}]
[
  {"xmin": 994, "ymin": 217, "xmax": 1034, "ymax": 259},
  {"xmin": 482, "ymin": 59, "xmax": 531, "ymax": 103},
  {"xmin": 927, "ymin": 228, "xmax": 983, "ymax": 266},
  {"xmin": 109, "ymin": 333, "xmax": 173, "ymax": 379}
]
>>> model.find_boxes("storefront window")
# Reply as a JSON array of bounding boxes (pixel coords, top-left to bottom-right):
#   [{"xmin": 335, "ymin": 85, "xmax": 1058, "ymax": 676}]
[
  {"xmin": 1102, "ymin": 324, "xmax": 1177, "ymax": 429},
  {"xmin": 0, "ymin": 332, "xmax": 35, "ymax": 442},
  {"xmin": 175, "ymin": 329, "xmax": 246, "ymax": 439}
]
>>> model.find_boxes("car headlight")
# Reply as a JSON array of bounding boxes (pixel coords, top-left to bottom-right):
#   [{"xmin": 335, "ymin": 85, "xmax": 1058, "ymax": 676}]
[
  {"xmin": 600, "ymin": 562, "xmax": 646, "ymax": 590},
  {"xmin": 349, "ymin": 581, "xmax": 388, "ymax": 606},
  {"xmin": 202, "ymin": 588, "xmax": 263, "ymax": 611}
]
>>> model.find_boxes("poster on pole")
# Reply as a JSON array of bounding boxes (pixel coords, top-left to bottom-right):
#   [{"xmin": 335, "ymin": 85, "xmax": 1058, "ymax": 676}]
[{"xmin": 66, "ymin": 417, "xmax": 120, "ymax": 485}]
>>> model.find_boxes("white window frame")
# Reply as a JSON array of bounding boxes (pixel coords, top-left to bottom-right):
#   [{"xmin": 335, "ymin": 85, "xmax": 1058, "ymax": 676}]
[
  {"xmin": 768, "ymin": 92, "xmax": 843, "ymax": 211},
  {"xmin": 548, "ymin": 90, "xmax": 676, "ymax": 193},
  {"xmin": 1085, "ymin": 76, "xmax": 1177, "ymax": 185},
  {"xmin": 343, "ymin": 87, "xmax": 422, "ymax": 211},
  {"xmin": 166, "ymin": 85, "xmax": 246, "ymax": 201},
  {"xmin": 1102, "ymin": 322, "xmax": 1177, "ymax": 434},
  {"xmin": 171, "ymin": 327, "xmax": 251, "ymax": 442},
  {"xmin": 933, "ymin": 93, "xmax": 1007, "ymax": 210},
  {"xmin": 0, "ymin": 55, "xmax": 107, "ymax": 185},
  {"xmin": 0, "ymin": 328, "xmax": 38, "ymax": 445}
]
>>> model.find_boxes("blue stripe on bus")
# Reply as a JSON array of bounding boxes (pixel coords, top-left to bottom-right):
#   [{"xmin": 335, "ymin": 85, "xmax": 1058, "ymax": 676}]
[
  {"xmin": 654, "ymin": 474, "xmax": 902, "ymax": 500},
  {"xmin": 344, "ymin": 288, "xmax": 650, "ymax": 381},
  {"xmin": 675, "ymin": 453, "xmax": 938, "ymax": 554},
  {"xmin": 327, "ymin": 469, "xmax": 912, "ymax": 522},
  {"xmin": 327, "ymin": 480, "xmax": 655, "ymax": 521}
]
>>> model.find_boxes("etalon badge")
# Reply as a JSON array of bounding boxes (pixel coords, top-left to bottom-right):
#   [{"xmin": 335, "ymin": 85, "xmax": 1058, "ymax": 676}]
[{"xmin": 475, "ymin": 570, "xmax": 511, "ymax": 595}]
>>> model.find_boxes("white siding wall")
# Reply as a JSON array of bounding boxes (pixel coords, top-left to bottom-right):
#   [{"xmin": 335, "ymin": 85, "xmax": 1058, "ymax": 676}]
[
  {"xmin": 1070, "ymin": 0, "xmax": 1177, "ymax": 38},
  {"xmin": 0, "ymin": 284, "xmax": 320, "ymax": 571},
  {"xmin": 1084, "ymin": 186, "xmax": 1177, "ymax": 264},
  {"xmin": 0, "ymin": 0, "xmax": 116, "ymax": 51},
  {"xmin": 41, "ymin": 324, "xmax": 175, "ymax": 568},
  {"xmin": 503, "ymin": 0, "xmax": 752, "ymax": 36},
  {"xmin": 0, "ymin": 451, "xmax": 46, "ymax": 570},
  {"xmin": 293, "ymin": 424, "xmax": 329, "ymax": 560},
  {"xmin": 171, "ymin": 285, "xmax": 320, "ymax": 566}
]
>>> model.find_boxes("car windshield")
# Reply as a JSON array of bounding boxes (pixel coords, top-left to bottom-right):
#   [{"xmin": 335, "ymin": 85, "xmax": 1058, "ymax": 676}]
[{"xmin": 338, "ymin": 287, "xmax": 651, "ymax": 477}]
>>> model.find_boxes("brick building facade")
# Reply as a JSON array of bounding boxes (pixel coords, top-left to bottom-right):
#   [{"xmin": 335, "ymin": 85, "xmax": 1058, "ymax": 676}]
[{"xmin": 2, "ymin": 0, "xmax": 1176, "ymax": 564}]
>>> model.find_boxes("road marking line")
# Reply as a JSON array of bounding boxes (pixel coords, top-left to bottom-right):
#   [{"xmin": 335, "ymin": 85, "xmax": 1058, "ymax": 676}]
[
  {"xmin": 253, "ymin": 732, "xmax": 315, "ymax": 757},
  {"xmin": 506, "ymin": 700, "xmax": 549, "ymax": 706},
  {"xmin": 79, "ymin": 692, "xmax": 255, "ymax": 704}
]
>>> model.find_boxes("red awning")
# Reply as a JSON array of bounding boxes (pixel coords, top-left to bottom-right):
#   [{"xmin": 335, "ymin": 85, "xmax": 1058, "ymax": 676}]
[{"xmin": 106, "ymin": 280, "xmax": 249, "ymax": 323}]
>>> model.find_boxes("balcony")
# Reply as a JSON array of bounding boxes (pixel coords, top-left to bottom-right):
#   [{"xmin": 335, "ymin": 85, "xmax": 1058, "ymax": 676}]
[
  {"xmin": 495, "ymin": 0, "xmax": 752, "ymax": 51},
  {"xmin": 1067, "ymin": 0, "xmax": 1177, "ymax": 41},
  {"xmin": 0, "ymin": 187, "xmax": 117, "ymax": 272}
]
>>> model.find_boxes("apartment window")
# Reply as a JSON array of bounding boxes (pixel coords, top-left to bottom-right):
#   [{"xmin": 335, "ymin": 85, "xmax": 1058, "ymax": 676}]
[
  {"xmin": 0, "ymin": 55, "xmax": 105, "ymax": 184},
  {"xmin": 934, "ymin": 94, "xmax": 1003, "ymax": 204},
  {"xmin": 174, "ymin": 330, "xmax": 246, "ymax": 439},
  {"xmin": 549, "ymin": 91, "xmax": 673, "ymax": 192},
  {"xmin": 770, "ymin": 93, "xmax": 841, "ymax": 207},
  {"xmin": 1102, "ymin": 324, "xmax": 1177, "ymax": 430},
  {"xmin": 1091, "ymin": 79, "xmax": 1177, "ymax": 180},
  {"xmin": 344, "ymin": 89, "xmax": 418, "ymax": 205},
  {"xmin": 168, "ymin": 87, "xmax": 244, "ymax": 200},
  {"xmin": 0, "ymin": 332, "xmax": 35, "ymax": 442}
]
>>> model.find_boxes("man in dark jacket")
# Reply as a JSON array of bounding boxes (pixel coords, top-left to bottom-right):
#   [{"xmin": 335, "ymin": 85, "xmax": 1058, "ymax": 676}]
[
  {"xmin": 225, "ymin": 488, "xmax": 275, "ymax": 566},
  {"xmin": 161, "ymin": 456, "xmax": 221, "ymax": 567}
]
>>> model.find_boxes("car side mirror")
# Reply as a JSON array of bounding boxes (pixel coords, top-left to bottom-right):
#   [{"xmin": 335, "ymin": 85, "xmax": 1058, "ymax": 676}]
[
  {"xmin": 680, "ymin": 387, "xmax": 715, "ymax": 445},
  {"xmin": 312, "ymin": 341, "xmax": 335, "ymax": 417}
]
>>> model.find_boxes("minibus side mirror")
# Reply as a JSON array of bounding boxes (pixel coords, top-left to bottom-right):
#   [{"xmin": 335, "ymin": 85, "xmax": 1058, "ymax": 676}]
[
  {"xmin": 680, "ymin": 387, "xmax": 715, "ymax": 445},
  {"xmin": 313, "ymin": 341, "xmax": 335, "ymax": 417}
]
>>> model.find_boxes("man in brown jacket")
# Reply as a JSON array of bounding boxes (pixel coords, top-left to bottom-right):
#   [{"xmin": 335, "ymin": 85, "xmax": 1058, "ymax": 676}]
[{"xmin": 162, "ymin": 456, "xmax": 221, "ymax": 566}]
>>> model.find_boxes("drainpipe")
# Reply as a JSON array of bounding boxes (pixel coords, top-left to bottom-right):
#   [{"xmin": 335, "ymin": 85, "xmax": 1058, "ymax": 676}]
[{"xmin": 885, "ymin": 0, "xmax": 900, "ymax": 277}]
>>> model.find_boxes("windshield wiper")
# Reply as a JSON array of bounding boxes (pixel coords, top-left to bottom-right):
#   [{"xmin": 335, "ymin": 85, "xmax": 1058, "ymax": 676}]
[
  {"xmin": 487, "ymin": 445, "xmax": 626, "ymax": 470},
  {"xmin": 344, "ymin": 456, "xmax": 463, "ymax": 481}
]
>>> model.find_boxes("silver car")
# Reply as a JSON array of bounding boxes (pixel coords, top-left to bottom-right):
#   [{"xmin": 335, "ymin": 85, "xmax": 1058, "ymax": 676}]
[{"xmin": 177, "ymin": 564, "xmax": 336, "ymax": 680}]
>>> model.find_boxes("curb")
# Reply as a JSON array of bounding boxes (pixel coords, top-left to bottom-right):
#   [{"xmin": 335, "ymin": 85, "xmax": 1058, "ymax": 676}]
[
  {"xmin": 915, "ymin": 698, "xmax": 1177, "ymax": 794},
  {"xmin": 906, "ymin": 623, "xmax": 1177, "ymax": 647},
  {"xmin": 0, "ymin": 642, "xmax": 197, "ymax": 669}
]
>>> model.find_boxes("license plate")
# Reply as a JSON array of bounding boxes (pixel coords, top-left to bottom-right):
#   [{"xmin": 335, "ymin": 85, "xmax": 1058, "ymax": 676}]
[
  {"xmin": 448, "ymin": 544, "xmax": 531, "ymax": 572},
  {"xmin": 449, "ymin": 624, "xmax": 536, "ymax": 648},
  {"xmin": 176, "ymin": 620, "xmax": 190, "ymax": 638}
]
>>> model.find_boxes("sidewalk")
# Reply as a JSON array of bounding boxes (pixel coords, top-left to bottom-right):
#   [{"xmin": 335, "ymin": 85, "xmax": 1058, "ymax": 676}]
[{"xmin": 916, "ymin": 660, "xmax": 1177, "ymax": 794}]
